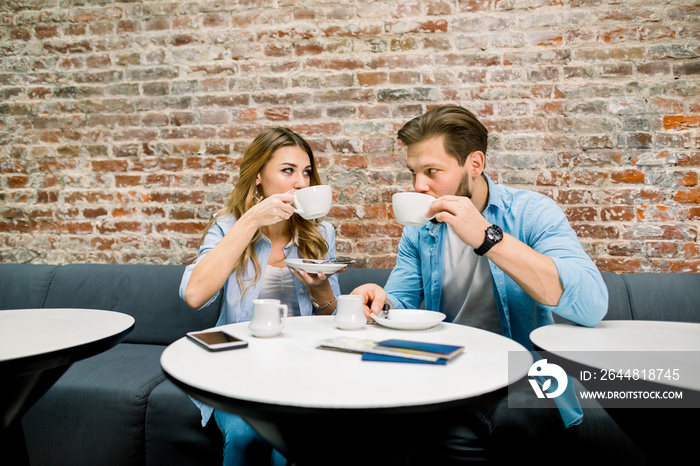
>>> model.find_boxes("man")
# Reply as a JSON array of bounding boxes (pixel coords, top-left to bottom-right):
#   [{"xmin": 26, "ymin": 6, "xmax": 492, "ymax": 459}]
[{"xmin": 351, "ymin": 106, "xmax": 627, "ymax": 463}]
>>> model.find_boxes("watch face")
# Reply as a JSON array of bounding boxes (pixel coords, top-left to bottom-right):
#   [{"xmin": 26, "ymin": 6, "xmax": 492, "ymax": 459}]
[{"xmin": 487, "ymin": 225, "xmax": 503, "ymax": 241}]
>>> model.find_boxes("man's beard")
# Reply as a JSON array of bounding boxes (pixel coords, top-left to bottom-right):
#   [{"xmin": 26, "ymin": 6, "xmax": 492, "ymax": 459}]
[{"xmin": 455, "ymin": 171, "xmax": 473, "ymax": 198}]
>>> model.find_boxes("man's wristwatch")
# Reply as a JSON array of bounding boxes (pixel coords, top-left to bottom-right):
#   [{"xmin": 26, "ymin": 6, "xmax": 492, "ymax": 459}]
[{"xmin": 474, "ymin": 224, "xmax": 503, "ymax": 256}]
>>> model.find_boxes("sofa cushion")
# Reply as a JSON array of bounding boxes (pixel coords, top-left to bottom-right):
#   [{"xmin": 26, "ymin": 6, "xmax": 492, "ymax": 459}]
[
  {"xmin": 338, "ymin": 268, "xmax": 391, "ymax": 295},
  {"xmin": 22, "ymin": 343, "xmax": 167, "ymax": 466},
  {"xmin": 622, "ymin": 273, "xmax": 700, "ymax": 322},
  {"xmin": 601, "ymin": 272, "xmax": 633, "ymax": 320},
  {"xmin": 42, "ymin": 264, "xmax": 222, "ymax": 345},
  {"xmin": 146, "ymin": 379, "xmax": 222, "ymax": 466},
  {"xmin": 0, "ymin": 263, "xmax": 58, "ymax": 310}
]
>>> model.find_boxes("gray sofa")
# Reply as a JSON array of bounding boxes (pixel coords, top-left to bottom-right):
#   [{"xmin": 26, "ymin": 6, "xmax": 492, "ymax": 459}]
[{"xmin": 0, "ymin": 264, "xmax": 698, "ymax": 465}]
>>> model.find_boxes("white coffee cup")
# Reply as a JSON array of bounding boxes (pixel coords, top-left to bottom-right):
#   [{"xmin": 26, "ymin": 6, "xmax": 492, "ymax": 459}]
[
  {"xmin": 334, "ymin": 295, "xmax": 366, "ymax": 330},
  {"xmin": 249, "ymin": 299, "xmax": 288, "ymax": 337},
  {"xmin": 392, "ymin": 192, "xmax": 437, "ymax": 227},
  {"xmin": 293, "ymin": 185, "xmax": 332, "ymax": 220}
]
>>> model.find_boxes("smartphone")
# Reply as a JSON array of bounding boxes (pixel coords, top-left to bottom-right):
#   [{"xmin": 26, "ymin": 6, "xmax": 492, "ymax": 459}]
[{"xmin": 186, "ymin": 330, "xmax": 248, "ymax": 352}]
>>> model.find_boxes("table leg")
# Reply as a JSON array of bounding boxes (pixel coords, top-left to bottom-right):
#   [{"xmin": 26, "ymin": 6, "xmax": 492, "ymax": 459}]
[
  {"xmin": 1, "ymin": 420, "xmax": 30, "ymax": 466},
  {"xmin": 606, "ymin": 408, "xmax": 692, "ymax": 464},
  {"xmin": 1, "ymin": 366, "xmax": 72, "ymax": 466},
  {"xmin": 243, "ymin": 404, "xmax": 479, "ymax": 466}
]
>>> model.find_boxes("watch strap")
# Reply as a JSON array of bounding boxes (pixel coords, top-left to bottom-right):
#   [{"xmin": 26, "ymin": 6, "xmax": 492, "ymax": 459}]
[{"xmin": 474, "ymin": 225, "xmax": 503, "ymax": 256}]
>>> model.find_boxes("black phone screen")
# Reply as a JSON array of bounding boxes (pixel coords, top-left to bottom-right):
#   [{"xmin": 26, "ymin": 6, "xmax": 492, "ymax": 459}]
[{"xmin": 193, "ymin": 331, "xmax": 242, "ymax": 345}]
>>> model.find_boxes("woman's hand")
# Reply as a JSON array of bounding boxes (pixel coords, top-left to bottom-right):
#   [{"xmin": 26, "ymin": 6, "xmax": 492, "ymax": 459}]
[
  {"xmin": 288, "ymin": 266, "xmax": 346, "ymax": 288},
  {"xmin": 242, "ymin": 192, "xmax": 295, "ymax": 229},
  {"xmin": 289, "ymin": 266, "xmax": 345, "ymax": 315}
]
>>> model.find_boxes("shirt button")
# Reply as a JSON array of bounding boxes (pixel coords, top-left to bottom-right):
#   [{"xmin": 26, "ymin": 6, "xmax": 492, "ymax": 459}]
[{"xmin": 299, "ymin": 289, "xmax": 305, "ymax": 294}]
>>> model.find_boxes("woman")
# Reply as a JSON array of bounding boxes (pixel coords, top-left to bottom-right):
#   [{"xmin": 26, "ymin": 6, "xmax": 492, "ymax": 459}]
[{"xmin": 179, "ymin": 127, "xmax": 342, "ymax": 465}]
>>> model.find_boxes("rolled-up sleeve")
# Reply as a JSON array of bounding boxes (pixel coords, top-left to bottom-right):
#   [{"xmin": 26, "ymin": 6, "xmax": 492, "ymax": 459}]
[
  {"xmin": 178, "ymin": 220, "xmax": 226, "ymax": 310},
  {"xmin": 385, "ymin": 227, "xmax": 425, "ymax": 310},
  {"xmin": 526, "ymin": 197, "xmax": 608, "ymax": 326}
]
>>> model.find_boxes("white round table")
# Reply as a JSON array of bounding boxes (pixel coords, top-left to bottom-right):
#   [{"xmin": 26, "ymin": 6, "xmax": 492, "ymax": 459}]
[
  {"xmin": 530, "ymin": 320, "xmax": 700, "ymax": 391},
  {"xmin": 0, "ymin": 308, "xmax": 135, "ymax": 368},
  {"xmin": 161, "ymin": 315, "xmax": 532, "ymax": 463},
  {"xmin": 530, "ymin": 320, "xmax": 700, "ymax": 464},
  {"xmin": 0, "ymin": 308, "xmax": 134, "ymax": 464}
]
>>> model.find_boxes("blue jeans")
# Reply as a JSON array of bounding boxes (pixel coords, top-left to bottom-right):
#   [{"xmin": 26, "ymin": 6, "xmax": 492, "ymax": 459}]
[{"xmin": 213, "ymin": 410, "xmax": 287, "ymax": 466}]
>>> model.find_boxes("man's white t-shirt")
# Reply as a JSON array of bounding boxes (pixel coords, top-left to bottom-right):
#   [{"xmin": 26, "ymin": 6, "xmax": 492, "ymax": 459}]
[{"xmin": 440, "ymin": 224, "xmax": 501, "ymax": 334}]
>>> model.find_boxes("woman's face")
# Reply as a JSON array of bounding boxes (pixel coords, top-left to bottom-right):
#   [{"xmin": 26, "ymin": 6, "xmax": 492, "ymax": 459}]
[{"xmin": 256, "ymin": 145, "xmax": 312, "ymax": 197}]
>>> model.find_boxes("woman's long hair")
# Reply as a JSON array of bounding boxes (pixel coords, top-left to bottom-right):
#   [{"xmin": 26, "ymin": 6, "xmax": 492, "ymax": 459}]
[{"xmin": 198, "ymin": 127, "xmax": 329, "ymax": 297}]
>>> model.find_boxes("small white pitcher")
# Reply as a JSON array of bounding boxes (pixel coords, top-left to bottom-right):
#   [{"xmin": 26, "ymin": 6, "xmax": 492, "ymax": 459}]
[
  {"xmin": 249, "ymin": 299, "xmax": 288, "ymax": 337},
  {"xmin": 334, "ymin": 295, "xmax": 366, "ymax": 330}
]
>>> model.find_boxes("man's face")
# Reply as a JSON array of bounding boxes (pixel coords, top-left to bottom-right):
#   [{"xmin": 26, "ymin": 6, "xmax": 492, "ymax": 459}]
[{"xmin": 406, "ymin": 135, "xmax": 472, "ymax": 198}]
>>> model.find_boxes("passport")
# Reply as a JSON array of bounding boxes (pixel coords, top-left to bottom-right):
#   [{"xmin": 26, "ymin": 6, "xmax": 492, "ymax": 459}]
[
  {"xmin": 376, "ymin": 339, "xmax": 464, "ymax": 360},
  {"xmin": 361, "ymin": 353, "xmax": 447, "ymax": 365}
]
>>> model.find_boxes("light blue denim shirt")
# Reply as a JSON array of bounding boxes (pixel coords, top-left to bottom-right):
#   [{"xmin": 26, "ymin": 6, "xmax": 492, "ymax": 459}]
[
  {"xmin": 384, "ymin": 174, "xmax": 608, "ymax": 427},
  {"xmin": 179, "ymin": 214, "xmax": 341, "ymax": 425}
]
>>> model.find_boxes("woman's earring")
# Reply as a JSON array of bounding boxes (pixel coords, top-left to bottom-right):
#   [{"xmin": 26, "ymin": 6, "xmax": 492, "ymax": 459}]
[{"xmin": 254, "ymin": 190, "xmax": 263, "ymax": 203}]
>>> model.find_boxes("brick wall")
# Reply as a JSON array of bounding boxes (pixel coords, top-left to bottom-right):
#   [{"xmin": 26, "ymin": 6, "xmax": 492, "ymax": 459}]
[{"xmin": 0, "ymin": 0, "xmax": 698, "ymax": 272}]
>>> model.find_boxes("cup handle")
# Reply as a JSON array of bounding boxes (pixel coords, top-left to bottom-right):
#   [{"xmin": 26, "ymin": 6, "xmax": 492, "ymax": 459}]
[
  {"xmin": 292, "ymin": 196, "xmax": 303, "ymax": 215},
  {"xmin": 279, "ymin": 304, "xmax": 288, "ymax": 325}
]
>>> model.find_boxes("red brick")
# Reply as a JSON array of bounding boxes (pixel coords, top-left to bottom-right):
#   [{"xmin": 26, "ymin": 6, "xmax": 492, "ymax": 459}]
[
  {"xmin": 572, "ymin": 224, "xmax": 619, "ymax": 239},
  {"xmin": 607, "ymin": 242, "xmax": 644, "ymax": 256},
  {"xmin": 650, "ymin": 260, "xmax": 700, "ymax": 273},
  {"xmin": 636, "ymin": 205, "xmax": 673, "ymax": 221},
  {"xmin": 611, "ymin": 169, "xmax": 645, "ymax": 184},
  {"xmin": 83, "ymin": 208, "xmax": 108, "ymax": 218},
  {"xmin": 7, "ymin": 175, "xmax": 29, "ymax": 188},
  {"xmin": 686, "ymin": 207, "xmax": 700, "ymax": 220},
  {"xmin": 595, "ymin": 258, "xmax": 646, "ymax": 273},
  {"xmin": 91, "ymin": 237, "xmax": 116, "ymax": 251},
  {"xmin": 663, "ymin": 116, "xmax": 700, "ymax": 130},
  {"xmin": 601, "ymin": 206, "xmax": 635, "ymax": 222},
  {"xmin": 674, "ymin": 187, "xmax": 700, "ymax": 204},
  {"xmin": 155, "ymin": 221, "xmax": 204, "ymax": 235},
  {"xmin": 677, "ymin": 171, "xmax": 698, "ymax": 186},
  {"xmin": 111, "ymin": 208, "xmax": 132, "ymax": 217},
  {"xmin": 684, "ymin": 243, "xmax": 700, "ymax": 259},
  {"xmin": 677, "ymin": 153, "xmax": 700, "ymax": 167},
  {"xmin": 565, "ymin": 207, "xmax": 597, "ymax": 222},
  {"xmin": 646, "ymin": 241, "xmax": 680, "ymax": 258}
]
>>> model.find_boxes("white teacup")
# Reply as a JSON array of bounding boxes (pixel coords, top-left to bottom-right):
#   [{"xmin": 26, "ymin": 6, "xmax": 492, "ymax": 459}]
[
  {"xmin": 293, "ymin": 185, "xmax": 332, "ymax": 220},
  {"xmin": 334, "ymin": 295, "xmax": 366, "ymax": 330},
  {"xmin": 249, "ymin": 299, "xmax": 288, "ymax": 337},
  {"xmin": 392, "ymin": 192, "xmax": 436, "ymax": 227}
]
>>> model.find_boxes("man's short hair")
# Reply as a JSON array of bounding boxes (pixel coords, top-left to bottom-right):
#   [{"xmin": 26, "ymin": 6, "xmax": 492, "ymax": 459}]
[{"xmin": 397, "ymin": 105, "xmax": 488, "ymax": 166}]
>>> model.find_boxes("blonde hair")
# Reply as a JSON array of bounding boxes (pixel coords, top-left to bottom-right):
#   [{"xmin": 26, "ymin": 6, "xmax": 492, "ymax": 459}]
[{"xmin": 199, "ymin": 127, "xmax": 329, "ymax": 297}]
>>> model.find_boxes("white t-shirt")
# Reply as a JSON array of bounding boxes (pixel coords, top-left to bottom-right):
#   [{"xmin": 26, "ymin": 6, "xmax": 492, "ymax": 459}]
[
  {"xmin": 440, "ymin": 225, "xmax": 501, "ymax": 334},
  {"xmin": 257, "ymin": 265, "xmax": 301, "ymax": 317}
]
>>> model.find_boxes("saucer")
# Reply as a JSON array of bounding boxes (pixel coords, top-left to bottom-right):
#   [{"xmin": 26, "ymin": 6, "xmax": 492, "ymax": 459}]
[
  {"xmin": 370, "ymin": 309, "xmax": 446, "ymax": 330},
  {"xmin": 284, "ymin": 259, "xmax": 347, "ymax": 275}
]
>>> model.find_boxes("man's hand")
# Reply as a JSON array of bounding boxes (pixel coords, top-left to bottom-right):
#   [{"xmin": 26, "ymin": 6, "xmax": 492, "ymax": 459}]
[
  {"xmin": 350, "ymin": 283, "xmax": 391, "ymax": 320},
  {"xmin": 427, "ymin": 195, "xmax": 491, "ymax": 248}
]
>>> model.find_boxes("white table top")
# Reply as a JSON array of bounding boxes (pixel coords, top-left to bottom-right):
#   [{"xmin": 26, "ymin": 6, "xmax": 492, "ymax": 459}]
[
  {"xmin": 161, "ymin": 315, "xmax": 532, "ymax": 411},
  {"xmin": 530, "ymin": 320, "xmax": 700, "ymax": 391},
  {"xmin": 0, "ymin": 308, "xmax": 135, "ymax": 363}
]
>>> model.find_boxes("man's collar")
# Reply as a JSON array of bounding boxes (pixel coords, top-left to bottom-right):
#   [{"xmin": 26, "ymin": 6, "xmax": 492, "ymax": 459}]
[{"xmin": 483, "ymin": 173, "xmax": 502, "ymax": 211}]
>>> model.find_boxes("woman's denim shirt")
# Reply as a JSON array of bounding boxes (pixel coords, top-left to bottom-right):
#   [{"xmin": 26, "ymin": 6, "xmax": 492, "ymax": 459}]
[
  {"xmin": 180, "ymin": 215, "xmax": 340, "ymax": 326},
  {"xmin": 179, "ymin": 215, "xmax": 341, "ymax": 425},
  {"xmin": 384, "ymin": 175, "xmax": 609, "ymax": 427}
]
